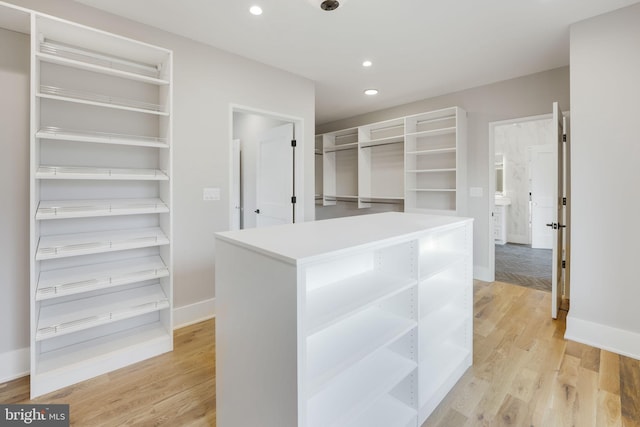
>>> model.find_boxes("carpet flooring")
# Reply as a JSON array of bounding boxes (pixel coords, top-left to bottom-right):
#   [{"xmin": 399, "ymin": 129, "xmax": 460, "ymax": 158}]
[{"xmin": 495, "ymin": 243, "xmax": 552, "ymax": 292}]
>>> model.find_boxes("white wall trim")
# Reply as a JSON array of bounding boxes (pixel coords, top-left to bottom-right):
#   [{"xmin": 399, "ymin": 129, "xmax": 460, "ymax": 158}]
[
  {"xmin": 473, "ymin": 265, "xmax": 492, "ymax": 283},
  {"xmin": 565, "ymin": 314, "xmax": 640, "ymax": 360},
  {"xmin": 0, "ymin": 300, "xmax": 217, "ymax": 383},
  {"xmin": 0, "ymin": 347, "xmax": 29, "ymax": 383},
  {"xmin": 173, "ymin": 298, "xmax": 216, "ymax": 329}
]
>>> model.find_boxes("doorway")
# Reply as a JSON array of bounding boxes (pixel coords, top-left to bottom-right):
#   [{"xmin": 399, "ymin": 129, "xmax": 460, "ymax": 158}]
[
  {"xmin": 230, "ymin": 106, "xmax": 304, "ymax": 230},
  {"xmin": 488, "ymin": 108, "xmax": 569, "ymax": 318}
]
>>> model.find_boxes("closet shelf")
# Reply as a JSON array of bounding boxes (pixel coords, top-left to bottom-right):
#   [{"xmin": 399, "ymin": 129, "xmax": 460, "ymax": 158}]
[
  {"xmin": 39, "ymin": 40, "xmax": 163, "ymax": 80},
  {"xmin": 36, "ymin": 198, "xmax": 169, "ymax": 220},
  {"xmin": 36, "ymin": 166, "xmax": 169, "ymax": 181},
  {"xmin": 306, "ymin": 272, "xmax": 416, "ymax": 335},
  {"xmin": 36, "ymin": 127, "xmax": 169, "ymax": 148},
  {"xmin": 37, "ymin": 85, "xmax": 168, "ymax": 116},
  {"xmin": 406, "ymin": 168, "xmax": 456, "ymax": 173},
  {"xmin": 419, "ymin": 305, "xmax": 468, "ymax": 347},
  {"xmin": 324, "ymin": 142, "xmax": 358, "ymax": 153},
  {"xmin": 324, "ymin": 195, "xmax": 358, "ymax": 201},
  {"xmin": 406, "ymin": 147, "xmax": 456, "ymax": 155},
  {"xmin": 307, "ymin": 348, "xmax": 417, "ymax": 427},
  {"xmin": 420, "ymin": 252, "xmax": 466, "ymax": 279},
  {"xmin": 358, "ymin": 196, "xmax": 404, "ymax": 204},
  {"xmin": 349, "ymin": 394, "xmax": 416, "ymax": 427},
  {"xmin": 405, "ymin": 127, "xmax": 456, "ymax": 138},
  {"xmin": 36, "ymin": 283, "xmax": 169, "ymax": 341},
  {"xmin": 407, "ymin": 188, "xmax": 456, "ymax": 192},
  {"xmin": 36, "ymin": 227, "xmax": 170, "ymax": 260},
  {"xmin": 359, "ymin": 135, "xmax": 404, "ymax": 148},
  {"xmin": 419, "ymin": 342, "xmax": 470, "ymax": 406},
  {"xmin": 307, "ymin": 307, "xmax": 416, "ymax": 396},
  {"xmin": 37, "ymin": 256, "xmax": 169, "ymax": 301}
]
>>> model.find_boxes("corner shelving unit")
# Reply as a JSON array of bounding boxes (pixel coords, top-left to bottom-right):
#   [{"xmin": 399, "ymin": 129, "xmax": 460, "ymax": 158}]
[
  {"xmin": 316, "ymin": 106, "xmax": 466, "ymax": 216},
  {"xmin": 215, "ymin": 212, "xmax": 473, "ymax": 426},
  {"xmin": 30, "ymin": 13, "xmax": 173, "ymax": 398},
  {"xmin": 404, "ymin": 107, "xmax": 467, "ymax": 215}
]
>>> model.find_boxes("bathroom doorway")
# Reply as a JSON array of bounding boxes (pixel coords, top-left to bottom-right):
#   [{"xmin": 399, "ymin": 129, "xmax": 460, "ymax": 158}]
[{"xmin": 488, "ymin": 114, "xmax": 558, "ymax": 292}]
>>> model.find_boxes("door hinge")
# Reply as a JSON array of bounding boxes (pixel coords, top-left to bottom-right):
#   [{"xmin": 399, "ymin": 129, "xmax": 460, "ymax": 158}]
[
  {"xmin": 562, "ymin": 197, "xmax": 567, "ymax": 206},
  {"xmin": 562, "ymin": 260, "xmax": 566, "ymax": 268},
  {"xmin": 291, "ymin": 139, "xmax": 297, "ymax": 147},
  {"xmin": 291, "ymin": 196, "xmax": 296, "ymax": 204},
  {"xmin": 562, "ymin": 134, "xmax": 567, "ymax": 142}
]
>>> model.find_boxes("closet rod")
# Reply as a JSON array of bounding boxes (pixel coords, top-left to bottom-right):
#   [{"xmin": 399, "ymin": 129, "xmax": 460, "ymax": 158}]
[{"xmin": 360, "ymin": 140, "xmax": 404, "ymax": 149}]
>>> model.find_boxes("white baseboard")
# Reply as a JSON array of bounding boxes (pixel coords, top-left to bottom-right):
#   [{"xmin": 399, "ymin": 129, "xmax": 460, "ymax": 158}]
[
  {"xmin": 565, "ymin": 314, "xmax": 640, "ymax": 360},
  {"xmin": 1, "ymin": 299, "xmax": 217, "ymax": 384},
  {"xmin": 473, "ymin": 265, "xmax": 492, "ymax": 283},
  {"xmin": 0, "ymin": 347, "xmax": 29, "ymax": 383},
  {"xmin": 173, "ymin": 297, "xmax": 216, "ymax": 329}
]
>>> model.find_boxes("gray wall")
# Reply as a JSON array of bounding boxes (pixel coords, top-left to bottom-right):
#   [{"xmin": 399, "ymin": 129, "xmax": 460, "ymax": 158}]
[
  {"xmin": 0, "ymin": 27, "xmax": 30, "ymax": 354},
  {"xmin": 0, "ymin": 0, "xmax": 315, "ymax": 368},
  {"xmin": 567, "ymin": 3, "xmax": 640, "ymax": 357},
  {"xmin": 317, "ymin": 67, "xmax": 570, "ymax": 279}
]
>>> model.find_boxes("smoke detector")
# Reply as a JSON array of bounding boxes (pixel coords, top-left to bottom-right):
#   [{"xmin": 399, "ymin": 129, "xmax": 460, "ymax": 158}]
[{"xmin": 320, "ymin": 0, "xmax": 340, "ymax": 11}]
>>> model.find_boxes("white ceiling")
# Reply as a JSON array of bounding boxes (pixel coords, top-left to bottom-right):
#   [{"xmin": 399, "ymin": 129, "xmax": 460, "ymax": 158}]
[{"xmin": 75, "ymin": 0, "xmax": 638, "ymax": 124}]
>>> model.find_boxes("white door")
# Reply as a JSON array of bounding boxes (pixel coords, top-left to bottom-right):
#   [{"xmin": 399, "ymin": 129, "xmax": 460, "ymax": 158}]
[
  {"xmin": 550, "ymin": 102, "xmax": 565, "ymax": 319},
  {"xmin": 529, "ymin": 145, "xmax": 554, "ymax": 249},
  {"xmin": 256, "ymin": 123, "xmax": 294, "ymax": 228}
]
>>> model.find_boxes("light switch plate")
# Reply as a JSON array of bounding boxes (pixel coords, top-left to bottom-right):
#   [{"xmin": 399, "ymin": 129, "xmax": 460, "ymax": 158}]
[
  {"xmin": 469, "ymin": 187, "xmax": 483, "ymax": 198},
  {"xmin": 203, "ymin": 187, "xmax": 220, "ymax": 201}
]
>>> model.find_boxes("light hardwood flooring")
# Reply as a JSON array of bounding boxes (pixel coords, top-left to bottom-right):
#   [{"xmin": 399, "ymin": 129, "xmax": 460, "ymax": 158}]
[{"xmin": 1, "ymin": 281, "xmax": 639, "ymax": 426}]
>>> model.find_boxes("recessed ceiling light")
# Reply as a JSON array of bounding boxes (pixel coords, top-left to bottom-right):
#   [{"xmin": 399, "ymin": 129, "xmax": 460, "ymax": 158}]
[
  {"xmin": 364, "ymin": 89, "xmax": 378, "ymax": 96},
  {"xmin": 362, "ymin": 60, "xmax": 372, "ymax": 67},
  {"xmin": 249, "ymin": 5, "xmax": 263, "ymax": 15}
]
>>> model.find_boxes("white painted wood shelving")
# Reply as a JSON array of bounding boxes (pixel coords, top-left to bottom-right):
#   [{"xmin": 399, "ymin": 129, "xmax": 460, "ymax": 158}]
[
  {"xmin": 30, "ymin": 12, "xmax": 173, "ymax": 398},
  {"xmin": 215, "ymin": 212, "xmax": 473, "ymax": 426},
  {"xmin": 318, "ymin": 106, "xmax": 467, "ymax": 215}
]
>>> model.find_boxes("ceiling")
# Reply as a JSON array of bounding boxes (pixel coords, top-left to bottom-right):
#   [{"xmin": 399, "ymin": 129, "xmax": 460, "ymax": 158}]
[{"xmin": 74, "ymin": 0, "xmax": 638, "ymax": 124}]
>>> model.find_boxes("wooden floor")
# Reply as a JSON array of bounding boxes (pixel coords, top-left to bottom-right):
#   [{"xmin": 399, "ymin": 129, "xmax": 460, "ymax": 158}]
[{"xmin": 1, "ymin": 281, "xmax": 638, "ymax": 426}]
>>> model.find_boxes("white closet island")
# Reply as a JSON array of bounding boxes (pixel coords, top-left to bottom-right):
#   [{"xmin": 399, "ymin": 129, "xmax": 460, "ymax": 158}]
[{"xmin": 215, "ymin": 212, "xmax": 473, "ymax": 427}]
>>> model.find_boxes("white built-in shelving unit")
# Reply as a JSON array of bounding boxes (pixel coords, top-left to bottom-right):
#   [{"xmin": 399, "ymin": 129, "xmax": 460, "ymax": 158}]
[
  {"xmin": 215, "ymin": 212, "xmax": 473, "ymax": 426},
  {"xmin": 318, "ymin": 107, "xmax": 467, "ymax": 216},
  {"xmin": 404, "ymin": 107, "xmax": 467, "ymax": 215},
  {"xmin": 30, "ymin": 12, "xmax": 173, "ymax": 398}
]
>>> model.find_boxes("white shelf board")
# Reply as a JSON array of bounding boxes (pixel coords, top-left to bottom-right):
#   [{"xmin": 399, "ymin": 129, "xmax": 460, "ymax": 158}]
[
  {"xmin": 37, "ymin": 283, "xmax": 169, "ymax": 340},
  {"xmin": 324, "ymin": 142, "xmax": 358, "ymax": 153},
  {"xmin": 36, "ymin": 166, "xmax": 169, "ymax": 181},
  {"xmin": 37, "ymin": 198, "xmax": 169, "ymax": 220},
  {"xmin": 420, "ymin": 275, "xmax": 466, "ymax": 317},
  {"xmin": 307, "ymin": 307, "xmax": 416, "ymax": 394},
  {"xmin": 420, "ymin": 305, "xmax": 468, "ymax": 348},
  {"xmin": 406, "ymin": 147, "xmax": 456, "ymax": 155},
  {"xmin": 359, "ymin": 135, "xmax": 404, "ymax": 148},
  {"xmin": 420, "ymin": 252, "xmax": 465, "ymax": 279},
  {"xmin": 37, "ymin": 320, "xmax": 170, "ymax": 375},
  {"xmin": 307, "ymin": 348, "xmax": 417, "ymax": 427},
  {"xmin": 407, "ymin": 188, "xmax": 456, "ymax": 192},
  {"xmin": 406, "ymin": 168, "xmax": 456, "ymax": 173},
  {"xmin": 36, "ymin": 127, "xmax": 169, "ymax": 149},
  {"xmin": 405, "ymin": 127, "xmax": 456, "ymax": 138},
  {"xmin": 419, "ymin": 341, "xmax": 470, "ymax": 406},
  {"xmin": 37, "ymin": 86, "xmax": 169, "ymax": 116},
  {"xmin": 37, "ymin": 255, "xmax": 169, "ymax": 301},
  {"xmin": 36, "ymin": 227, "xmax": 170, "ymax": 260},
  {"xmin": 349, "ymin": 394, "xmax": 417, "ymax": 427},
  {"xmin": 306, "ymin": 272, "xmax": 416, "ymax": 335},
  {"xmin": 36, "ymin": 52, "xmax": 168, "ymax": 85}
]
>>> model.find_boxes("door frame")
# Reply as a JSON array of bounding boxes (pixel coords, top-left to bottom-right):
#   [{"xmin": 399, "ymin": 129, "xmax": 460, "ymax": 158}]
[
  {"xmin": 487, "ymin": 113, "xmax": 552, "ymax": 282},
  {"xmin": 229, "ymin": 104, "xmax": 305, "ymax": 230}
]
